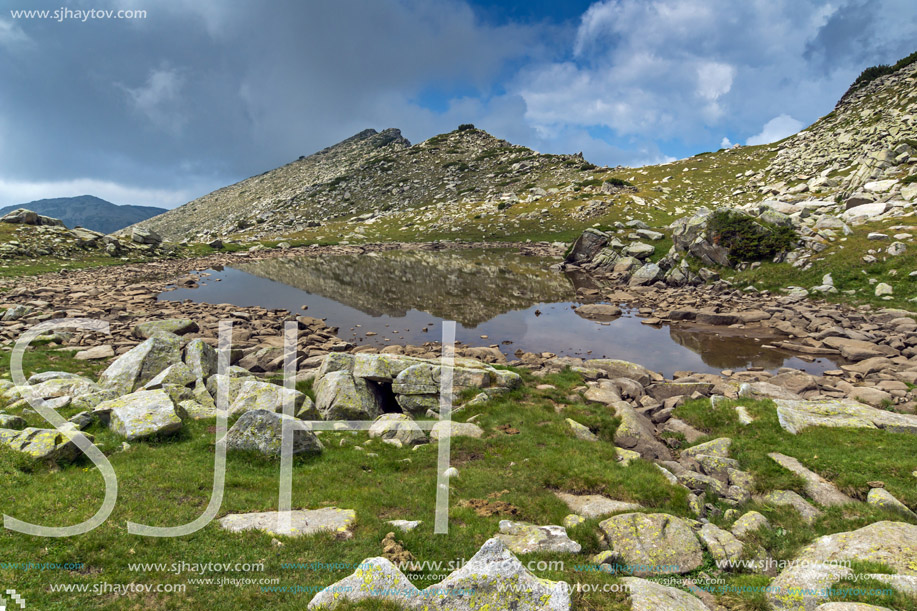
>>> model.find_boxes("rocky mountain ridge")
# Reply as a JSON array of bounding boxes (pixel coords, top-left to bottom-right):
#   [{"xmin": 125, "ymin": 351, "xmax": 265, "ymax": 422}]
[
  {"xmin": 129, "ymin": 126, "xmax": 604, "ymax": 242},
  {"xmin": 0, "ymin": 195, "xmax": 166, "ymax": 234}
]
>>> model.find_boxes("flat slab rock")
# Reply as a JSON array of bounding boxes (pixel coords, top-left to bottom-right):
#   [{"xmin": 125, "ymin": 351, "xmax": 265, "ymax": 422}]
[
  {"xmin": 773, "ymin": 398, "xmax": 917, "ymax": 435},
  {"xmin": 554, "ymin": 492, "xmax": 642, "ymax": 519},
  {"xmin": 219, "ymin": 507, "xmax": 356, "ymax": 538},
  {"xmin": 768, "ymin": 453, "xmax": 855, "ymax": 507},
  {"xmin": 495, "ymin": 520, "xmax": 581, "ymax": 554},
  {"xmin": 598, "ymin": 512, "xmax": 704, "ymax": 576}
]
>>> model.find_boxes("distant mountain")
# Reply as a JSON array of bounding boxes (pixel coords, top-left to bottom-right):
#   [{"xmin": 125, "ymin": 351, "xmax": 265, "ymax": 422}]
[{"xmin": 0, "ymin": 196, "xmax": 166, "ymax": 234}]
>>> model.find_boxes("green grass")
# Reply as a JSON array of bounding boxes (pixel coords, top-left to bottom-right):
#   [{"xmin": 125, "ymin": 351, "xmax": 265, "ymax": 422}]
[{"xmin": 0, "ymin": 367, "xmax": 686, "ymax": 610}]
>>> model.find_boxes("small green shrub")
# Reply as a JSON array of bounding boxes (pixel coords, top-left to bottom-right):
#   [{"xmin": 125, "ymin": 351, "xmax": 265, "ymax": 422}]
[
  {"xmin": 903, "ymin": 174, "xmax": 917, "ymax": 185},
  {"xmin": 604, "ymin": 177, "xmax": 633, "ymax": 187},
  {"xmin": 843, "ymin": 50, "xmax": 917, "ymax": 97},
  {"xmin": 707, "ymin": 210, "xmax": 797, "ymax": 264},
  {"xmin": 457, "ymin": 123, "xmax": 475, "ymax": 131}
]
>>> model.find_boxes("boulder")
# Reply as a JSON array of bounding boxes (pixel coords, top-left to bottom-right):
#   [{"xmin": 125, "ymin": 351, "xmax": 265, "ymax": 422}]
[
  {"xmin": 307, "ymin": 557, "xmax": 420, "ymax": 609},
  {"xmin": 574, "ymin": 304, "xmax": 622, "ymax": 320},
  {"xmin": 495, "ymin": 521, "xmax": 581, "ymax": 554},
  {"xmin": 430, "ymin": 421, "xmax": 484, "ymax": 440},
  {"xmin": 133, "ymin": 319, "xmax": 198, "ymax": 339},
  {"xmin": 368, "ymin": 413, "xmax": 426, "ymax": 446},
  {"xmin": 611, "ymin": 401, "xmax": 672, "ymax": 460},
  {"xmin": 731, "ymin": 511, "xmax": 770, "ymax": 539},
  {"xmin": 768, "ymin": 521, "xmax": 917, "ymax": 611},
  {"xmin": 101, "ymin": 389, "xmax": 182, "ymax": 440},
  {"xmin": 314, "ymin": 371, "xmax": 384, "ymax": 420},
  {"xmin": 98, "ymin": 335, "xmax": 182, "ymax": 395},
  {"xmin": 553, "ymin": 492, "xmax": 641, "ymax": 519},
  {"xmin": 224, "ymin": 409, "xmax": 323, "ymax": 456},
  {"xmin": 566, "ymin": 418, "xmax": 598, "ymax": 441},
  {"xmin": 774, "ymin": 398, "xmax": 917, "ymax": 435},
  {"xmin": 131, "ymin": 226, "xmax": 162, "ymax": 245},
  {"xmin": 621, "ymin": 577, "xmax": 713, "ymax": 611},
  {"xmin": 183, "ymin": 339, "xmax": 218, "ymax": 380},
  {"xmin": 0, "ymin": 426, "xmax": 84, "ymax": 462},
  {"xmin": 565, "ymin": 228, "xmax": 608, "ymax": 264},
  {"xmin": 866, "ymin": 488, "xmax": 917, "ymax": 519},
  {"xmin": 583, "ymin": 359, "xmax": 654, "ymax": 385},
  {"xmin": 419, "ymin": 537, "xmax": 571, "ymax": 610},
  {"xmin": 227, "ymin": 380, "xmax": 307, "ymax": 417},
  {"xmin": 763, "ymin": 490, "xmax": 822, "ymax": 523},
  {"xmin": 598, "ymin": 513, "xmax": 703, "ymax": 575},
  {"xmin": 698, "ymin": 523, "xmax": 749, "ymax": 567},
  {"xmin": 629, "ymin": 263, "xmax": 663, "ymax": 286},
  {"xmin": 143, "ymin": 362, "xmax": 197, "ymax": 390}
]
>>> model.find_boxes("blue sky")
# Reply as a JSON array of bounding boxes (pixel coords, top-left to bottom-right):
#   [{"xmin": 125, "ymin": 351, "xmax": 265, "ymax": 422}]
[{"xmin": 0, "ymin": 0, "xmax": 915, "ymax": 209}]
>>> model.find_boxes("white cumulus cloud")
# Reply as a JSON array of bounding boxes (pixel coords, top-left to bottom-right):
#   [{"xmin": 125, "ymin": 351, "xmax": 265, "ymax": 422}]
[{"xmin": 746, "ymin": 114, "xmax": 804, "ymax": 145}]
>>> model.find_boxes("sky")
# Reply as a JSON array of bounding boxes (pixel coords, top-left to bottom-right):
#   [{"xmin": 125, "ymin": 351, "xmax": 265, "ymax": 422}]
[{"xmin": 0, "ymin": 0, "xmax": 915, "ymax": 209}]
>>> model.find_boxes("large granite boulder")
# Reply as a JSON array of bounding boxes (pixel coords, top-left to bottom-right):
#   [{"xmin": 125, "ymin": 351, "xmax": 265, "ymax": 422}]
[
  {"xmin": 494, "ymin": 521, "xmax": 582, "ymax": 554},
  {"xmin": 420, "ymin": 537, "xmax": 571, "ymax": 610},
  {"xmin": 99, "ymin": 389, "xmax": 182, "ymax": 440},
  {"xmin": 227, "ymin": 380, "xmax": 307, "ymax": 417},
  {"xmin": 768, "ymin": 521, "xmax": 917, "ymax": 611},
  {"xmin": 183, "ymin": 339, "xmax": 218, "ymax": 380},
  {"xmin": 621, "ymin": 577, "xmax": 714, "ymax": 611},
  {"xmin": 224, "ymin": 409, "xmax": 323, "ymax": 456},
  {"xmin": 307, "ymin": 557, "xmax": 420, "ymax": 609},
  {"xmin": 565, "ymin": 228, "xmax": 608, "ymax": 264},
  {"xmin": 98, "ymin": 335, "xmax": 182, "ymax": 395},
  {"xmin": 0, "ymin": 427, "xmax": 85, "ymax": 462},
  {"xmin": 314, "ymin": 370, "xmax": 384, "ymax": 420},
  {"xmin": 598, "ymin": 513, "xmax": 703, "ymax": 575},
  {"xmin": 774, "ymin": 398, "xmax": 917, "ymax": 434}
]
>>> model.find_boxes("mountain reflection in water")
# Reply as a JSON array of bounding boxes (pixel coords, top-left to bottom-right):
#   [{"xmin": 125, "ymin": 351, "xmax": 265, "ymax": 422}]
[{"xmin": 161, "ymin": 249, "xmax": 836, "ymax": 377}]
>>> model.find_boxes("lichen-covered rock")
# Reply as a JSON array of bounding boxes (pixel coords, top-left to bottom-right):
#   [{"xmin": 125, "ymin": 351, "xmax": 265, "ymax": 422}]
[
  {"xmin": 307, "ymin": 557, "xmax": 420, "ymax": 609},
  {"xmin": 101, "ymin": 389, "xmax": 182, "ymax": 440},
  {"xmin": 98, "ymin": 335, "xmax": 182, "ymax": 395},
  {"xmin": 352, "ymin": 353, "xmax": 424, "ymax": 382},
  {"xmin": 0, "ymin": 414, "xmax": 27, "ymax": 429},
  {"xmin": 183, "ymin": 338, "xmax": 217, "ymax": 380},
  {"xmin": 219, "ymin": 507, "xmax": 356, "ymax": 538},
  {"xmin": 611, "ymin": 400, "xmax": 672, "ymax": 460},
  {"xmin": 682, "ymin": 437, "xmax": 732, "ymax": 459},
  {"xmin": 764, "ymin": 490, "xmax": 822, "ymax": 524},
  {"xmin": 176, "ymin": 400, "xmax": 217, "ymax": 421},
  {"xmin": 430, "ymin": 421, "xmax": 484, "ymax": 440},
  {"xmin": 698, "ymin": 523, "xmax": 761, "ymax": 569},
  {"xmin": 867, "ymin": 488, "xmax": 917, "ymax": 519},
  {"xmin": 566, "ymin": 418, "xmax": 598, "ymax": 441},
  {"xmin": 420, "ymin": 537, "xmax": 571, "ymax": 610},
  {"xmin": 224, "ymin": 409, "xmax": 323, "ymax": 456},
  {"xmin": 143, "ymin": 362, "xmax": 197, "ymax": 390},
  {"xmin": 554, "ymin": 492, "xmax": 641, "ymax": 519},
  {"xmin": 768, "ymin": 521, "xmax": 917, "ymax": 611},
  {"xmin": 495, "ymin": 521, "xmax": 582, "ymax": 554},
  {"xmin": 731, "ymin": 511, "xmax": 771, "ymax": 539},
  {"xmin": 314, "ymin": 370, "xmax": 383, "ymax": 420},
  {"xmin": 598, "ymin": 513, "xmax": 703, "ymax": 575},
  {"xmin": 583, "ymin": 359, "xmax": 654, "ymax": 385},
  {"xmin": 368, "ymin": 413, "xmax": 426, "ymax": 446},
  {"xmin": 205, "ymin": 373, "xmax": 261, "ymax": 405},
  {"xmin": 774, "ymin": 398, "xmax": 917, "ymax": 434},
  {"xmin": 814, "ymin": 604, "xmax": 895, "ymax": 611},
  {"xmin": 227, "ymin": 380, "xmax": 306, "ymax": 417},
  {"xmin": 133, "ymin": 318, "xmax": 199, "ymax": 339},
  {"xmin": 316, "ymin": 353, "xmax": 355, "ymax": 379},
  {"xmin": 0, "ymin": 426, "xmax": 86, "ymax": 462},
  {"xmin": 621, "ymin": 577, "xmax": 714, "ymax": 611},
  {"xmin": 768, "ymin": 453, "xmax": 855, "ymax": 506}
]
